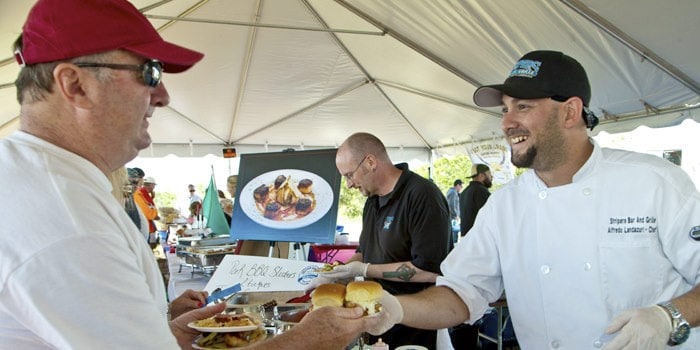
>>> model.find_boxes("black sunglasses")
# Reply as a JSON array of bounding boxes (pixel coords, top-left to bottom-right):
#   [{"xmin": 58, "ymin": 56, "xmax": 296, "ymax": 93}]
[{"xmin": 75, "ymin": 59, "xmax": 163, "ymax": 87}]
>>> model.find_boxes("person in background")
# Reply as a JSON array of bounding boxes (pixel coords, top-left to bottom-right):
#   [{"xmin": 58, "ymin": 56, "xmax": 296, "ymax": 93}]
[
  {"xmin": 134, "ymin": 176, "xmax": 160, "ymax": 244},
  {"xmin": 0, "ymin": 0, "xmax": 381, "ymax": 348},
  {"xmin": 458, "ymin": 163, "xmax": 492, "ymax": 237},
  {"xmin": 220, "ymin": 198, "xmax": 234, "ymax": 225},
  {"xmin": 369, "ymin": 50, "xmax": 700, "ymax": 349},
  {"xmin": 188, "ymin": 200, "xmax": 202, "ymax": 226},
  {"xmin": 188, "ymin": 183, "xmax": 202, "ymax": 204},
  {"xmin": 107, "ymin": 167, "xmax": 129, "ymax": 209},
  {"xmin": 445, "ymin": 179, "xmax": 463, "ymax": 243},
  {"xmin": 312, "ymin": 132, "xmax": 453, "ymax": 349},
  {"xmin": 227, "ymin": 174, "xmax": 239, "ymax": 199},
  {"xmin": 125, "ymin": 167, "xmax": 149, "ymax": 240},
  {"xmin": 109, "ymin": 169, "xmax": 209, "ymax": 315}
]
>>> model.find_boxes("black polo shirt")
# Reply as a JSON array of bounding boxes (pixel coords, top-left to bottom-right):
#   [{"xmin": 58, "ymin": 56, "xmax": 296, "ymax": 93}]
[
  {"xmin": 358, "ymin": 164, "xmax": 452, "ymax": 348},
  {"xmin": 358, "ymin": 163, "xmax": 452, "ymax": 294},
  {"xmin": 459, "ymin": 180, "xmax": 491, "ymax": 236}
]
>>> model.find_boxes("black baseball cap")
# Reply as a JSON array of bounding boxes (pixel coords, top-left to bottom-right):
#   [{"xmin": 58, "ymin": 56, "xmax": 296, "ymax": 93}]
[
  {"xmin": 127, "ymin": 167, "xmax": 145, "ymax": 178},
  {"xmin": 469, "ymin": 164, "xmax": 490, "ymax": 178},
  {"xmin": 473, "ymin": 50, "xmax": 591, "ymax": 107}
]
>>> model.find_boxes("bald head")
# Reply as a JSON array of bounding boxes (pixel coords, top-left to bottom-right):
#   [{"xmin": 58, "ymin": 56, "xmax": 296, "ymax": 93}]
[{"xmin": 338, "ymin": 132, "xmax": 391, "ymax": 163}]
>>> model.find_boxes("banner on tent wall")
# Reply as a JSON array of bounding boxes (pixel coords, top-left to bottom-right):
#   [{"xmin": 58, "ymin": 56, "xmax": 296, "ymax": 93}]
[{"xmin": 467, "ymin": 139, "xmax": 514, "ymax": 186}]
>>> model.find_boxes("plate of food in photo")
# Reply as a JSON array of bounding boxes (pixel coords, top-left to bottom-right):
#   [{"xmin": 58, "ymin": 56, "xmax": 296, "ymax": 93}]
[{"xmin": 239, "ymin": 169, "xmax": 333, "ymax": 229}]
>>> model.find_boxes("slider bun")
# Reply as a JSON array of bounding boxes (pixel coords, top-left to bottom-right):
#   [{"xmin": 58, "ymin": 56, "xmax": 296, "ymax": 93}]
[
  {"xmin": 345, "ymin": 281, "xmax": 383, "ymax": 315},
  {"xmin": 311, "ymin": 283, "xmax": 346, "ymax": 309}
]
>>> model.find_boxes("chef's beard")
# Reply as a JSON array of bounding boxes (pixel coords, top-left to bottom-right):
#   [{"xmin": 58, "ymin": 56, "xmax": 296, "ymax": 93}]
[{"xmin": 511, "ymin": 146, "xmax": 537, "ymax": 169}]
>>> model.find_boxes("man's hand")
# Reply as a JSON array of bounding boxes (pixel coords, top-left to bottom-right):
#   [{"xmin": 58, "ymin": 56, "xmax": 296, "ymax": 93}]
[
  {"xmin": 169, "ymin": 289, "xmax": 209, "ymax": 319},
  {"xmin": 367, "ymin": 291, "xmax": 403, "ymax": 336},
  {"xmin": 602, "ymin": 305, "xmax": 671, "ymax": 350},
  {"xmin": 169, "ymin": 302, "xmax": 226, "ymax": 349},
  {"xmin": 319, "ymin": 261, "xmax": 369, "ymax": 279}
]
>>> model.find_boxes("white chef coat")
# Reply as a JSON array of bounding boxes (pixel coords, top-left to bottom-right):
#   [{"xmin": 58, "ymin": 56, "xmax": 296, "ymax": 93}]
[
  {"xmin": 0, "ymin": 132, "xmax": 178, "ymax": 349},
  {"xmin": 438, "ymin": 139, "xmax": 700, "ymax": 349}
]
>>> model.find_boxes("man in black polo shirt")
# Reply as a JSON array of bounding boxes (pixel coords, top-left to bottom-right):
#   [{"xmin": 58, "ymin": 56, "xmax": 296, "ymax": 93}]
[
  {"xmin": 459, "ymin": 163, "xmax": 492, "ymax": 237},
  {"xmin": 315, "ymin": 132, "xmax": 453, "ymax": 348}
]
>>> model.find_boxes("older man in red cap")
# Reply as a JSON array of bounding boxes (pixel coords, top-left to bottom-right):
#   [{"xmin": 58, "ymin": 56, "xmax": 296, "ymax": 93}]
[{"xmin": 0, "ymin": 0, "xmax": 378, "ymax": 348}]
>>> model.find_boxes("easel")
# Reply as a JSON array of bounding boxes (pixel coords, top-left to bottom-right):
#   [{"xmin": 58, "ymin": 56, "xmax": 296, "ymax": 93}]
[
  {"xmin": 290, "ymin": 242, "xmax": 308, "ymax": 261},
  {"xmin": 236, "ymin": 240, "xmax": 288, "ymax": 258}
]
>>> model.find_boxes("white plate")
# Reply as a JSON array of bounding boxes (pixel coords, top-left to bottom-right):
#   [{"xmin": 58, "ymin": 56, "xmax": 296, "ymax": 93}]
[
  {"xmin": 187, "ymin": 321, "xmax": 259, "ymax": 333},
  {"xmin": 192, "ymin": 343, "xmax": 235, "ymax": 350},
  {"xmin": 192, "ymin": 331, "xmax": 269, "ymax": 349},
  {"xmin": 239, "ymin": 169, "xmax": 334, "ymax": 229}
]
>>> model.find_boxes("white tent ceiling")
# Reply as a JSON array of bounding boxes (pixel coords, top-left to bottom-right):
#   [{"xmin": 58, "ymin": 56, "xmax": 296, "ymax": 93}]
[{"xmin": 1, "ymin": 0, "xmax": 699, "ymax": 161}]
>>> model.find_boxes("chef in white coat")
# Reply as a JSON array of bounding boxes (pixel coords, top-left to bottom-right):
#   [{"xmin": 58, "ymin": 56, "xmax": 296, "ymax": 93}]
[{"xmin": 370, "ymin": 50, "xmax": 700, "ymax": 349}]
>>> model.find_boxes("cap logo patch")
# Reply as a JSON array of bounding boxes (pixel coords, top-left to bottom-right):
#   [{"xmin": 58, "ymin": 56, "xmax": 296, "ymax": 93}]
[
  {"xmin": 509, "ymin": 59, "xmax": 542, "ymax": 79},
  {"xmin": 690, "ymin": 226, "xmax": 700, "ymax": 241}
]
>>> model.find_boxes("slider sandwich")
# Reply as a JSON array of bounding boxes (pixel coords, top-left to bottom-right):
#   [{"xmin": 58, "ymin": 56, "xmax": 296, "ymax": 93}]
[
  {"xmin": 311, "ymin": 283, "xmax": 346, "ymax": 309},
  {"xmin": 345, "ymin": 281, "xmax": 383, "ymax": 316},
  {"xmin": 310, "ymin": 281, "xmax": 383, "ymax": 315}
]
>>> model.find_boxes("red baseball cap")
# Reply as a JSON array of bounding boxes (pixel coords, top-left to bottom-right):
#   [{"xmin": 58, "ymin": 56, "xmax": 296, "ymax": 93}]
[{"xmin": 15, "ymin": 0, "xmax": 203, "ymax": 73}]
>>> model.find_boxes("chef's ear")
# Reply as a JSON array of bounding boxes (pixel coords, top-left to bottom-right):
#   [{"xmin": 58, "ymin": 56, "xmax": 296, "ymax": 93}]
[{"xmin": 562, "ymin": 97, "xmax": 584, "ymax": 128}]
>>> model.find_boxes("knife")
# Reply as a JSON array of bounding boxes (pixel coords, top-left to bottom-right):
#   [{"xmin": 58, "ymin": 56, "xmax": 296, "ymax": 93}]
[{"xmin": 205, "ymin": 283, "xmax": 242, "ymax": 306}]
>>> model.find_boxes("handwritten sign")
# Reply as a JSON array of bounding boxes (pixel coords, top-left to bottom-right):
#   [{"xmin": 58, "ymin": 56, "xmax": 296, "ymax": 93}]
[{"xmin": 205, "ymin": 255, "xmax": 325, "ymax": 293}]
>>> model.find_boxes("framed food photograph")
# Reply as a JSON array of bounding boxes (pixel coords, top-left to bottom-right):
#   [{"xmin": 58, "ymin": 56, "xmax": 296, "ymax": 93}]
[{"xmin": 230, "ymin": 149, "xmax": 341, "ymax": 244}]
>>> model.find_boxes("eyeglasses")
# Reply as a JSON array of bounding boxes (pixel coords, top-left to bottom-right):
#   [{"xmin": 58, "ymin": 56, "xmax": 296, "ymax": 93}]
[
  {"xmin": 75, "ymin": 60, "xmax": 163, "ymax": 87},
  {"xmin": 343, "ymin": 155, "xmax": 368, "ymax": 181}
]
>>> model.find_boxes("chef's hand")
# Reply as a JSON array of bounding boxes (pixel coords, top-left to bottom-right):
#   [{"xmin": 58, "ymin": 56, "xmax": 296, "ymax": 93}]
[
  {"xmin": 367, "ymin": 291, "xmax": 403, "ymax": 336},
  {"xmin": 602, "ymin": 305, "xmax": 671, "ymax": 350},
  {"xmin": 169, "ymin": 289, "xmax": 209, "ymax": 319},
  {"xmin": 319, "ymin": 261, "xmax": 369, "ymax": 279},
  {"xmin": 170, "ymin": 302, "xmax": 226, "ymax": 349}
]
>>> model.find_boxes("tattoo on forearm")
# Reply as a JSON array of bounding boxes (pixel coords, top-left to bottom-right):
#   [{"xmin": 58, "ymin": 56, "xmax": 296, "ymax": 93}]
[{"xmin": 382, "ymin": 263, "xmax": 416, "ymax": 281}]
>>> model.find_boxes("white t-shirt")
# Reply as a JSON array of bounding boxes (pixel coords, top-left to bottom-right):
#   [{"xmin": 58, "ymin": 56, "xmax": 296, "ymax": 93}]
[
  {"xmin": 190, "ymin": 193, "xmax": 202, "ymax": 204},
  {"xmin": 0, "ymin": 132, "xmax": 178, "ymax": 349},
  {"xmin": 438, "ymin": 140, "xmax": 700, "ymax": 349}
]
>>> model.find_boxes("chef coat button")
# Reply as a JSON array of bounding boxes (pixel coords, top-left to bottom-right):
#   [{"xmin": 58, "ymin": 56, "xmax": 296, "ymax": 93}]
[
  {"xmin": 583, "ymin": 262, "xmax": 592, "ymax": 271},
  {"xmin": 540, "ymin": 265, "xmax": 551, "ymax": 274},
  {"xmin": 593, "ymin": 339, "xmax": 603, "ymax": 348},
  {"xmin": 550, "ymin": 340, "xmax": 560, "ymax": 348},
  {"xmin": 583, "ymin": 188, "xmax": 592, "ymax": 195},
  {"xmin": 538, "ymin": 190, "xmax": 547, "ymax": 199}
]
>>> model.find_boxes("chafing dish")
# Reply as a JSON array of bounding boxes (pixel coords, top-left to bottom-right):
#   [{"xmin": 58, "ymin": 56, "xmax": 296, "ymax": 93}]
[{"xmin": 175, "ymin": 241, "xmax": 236, "ymax": 277}]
